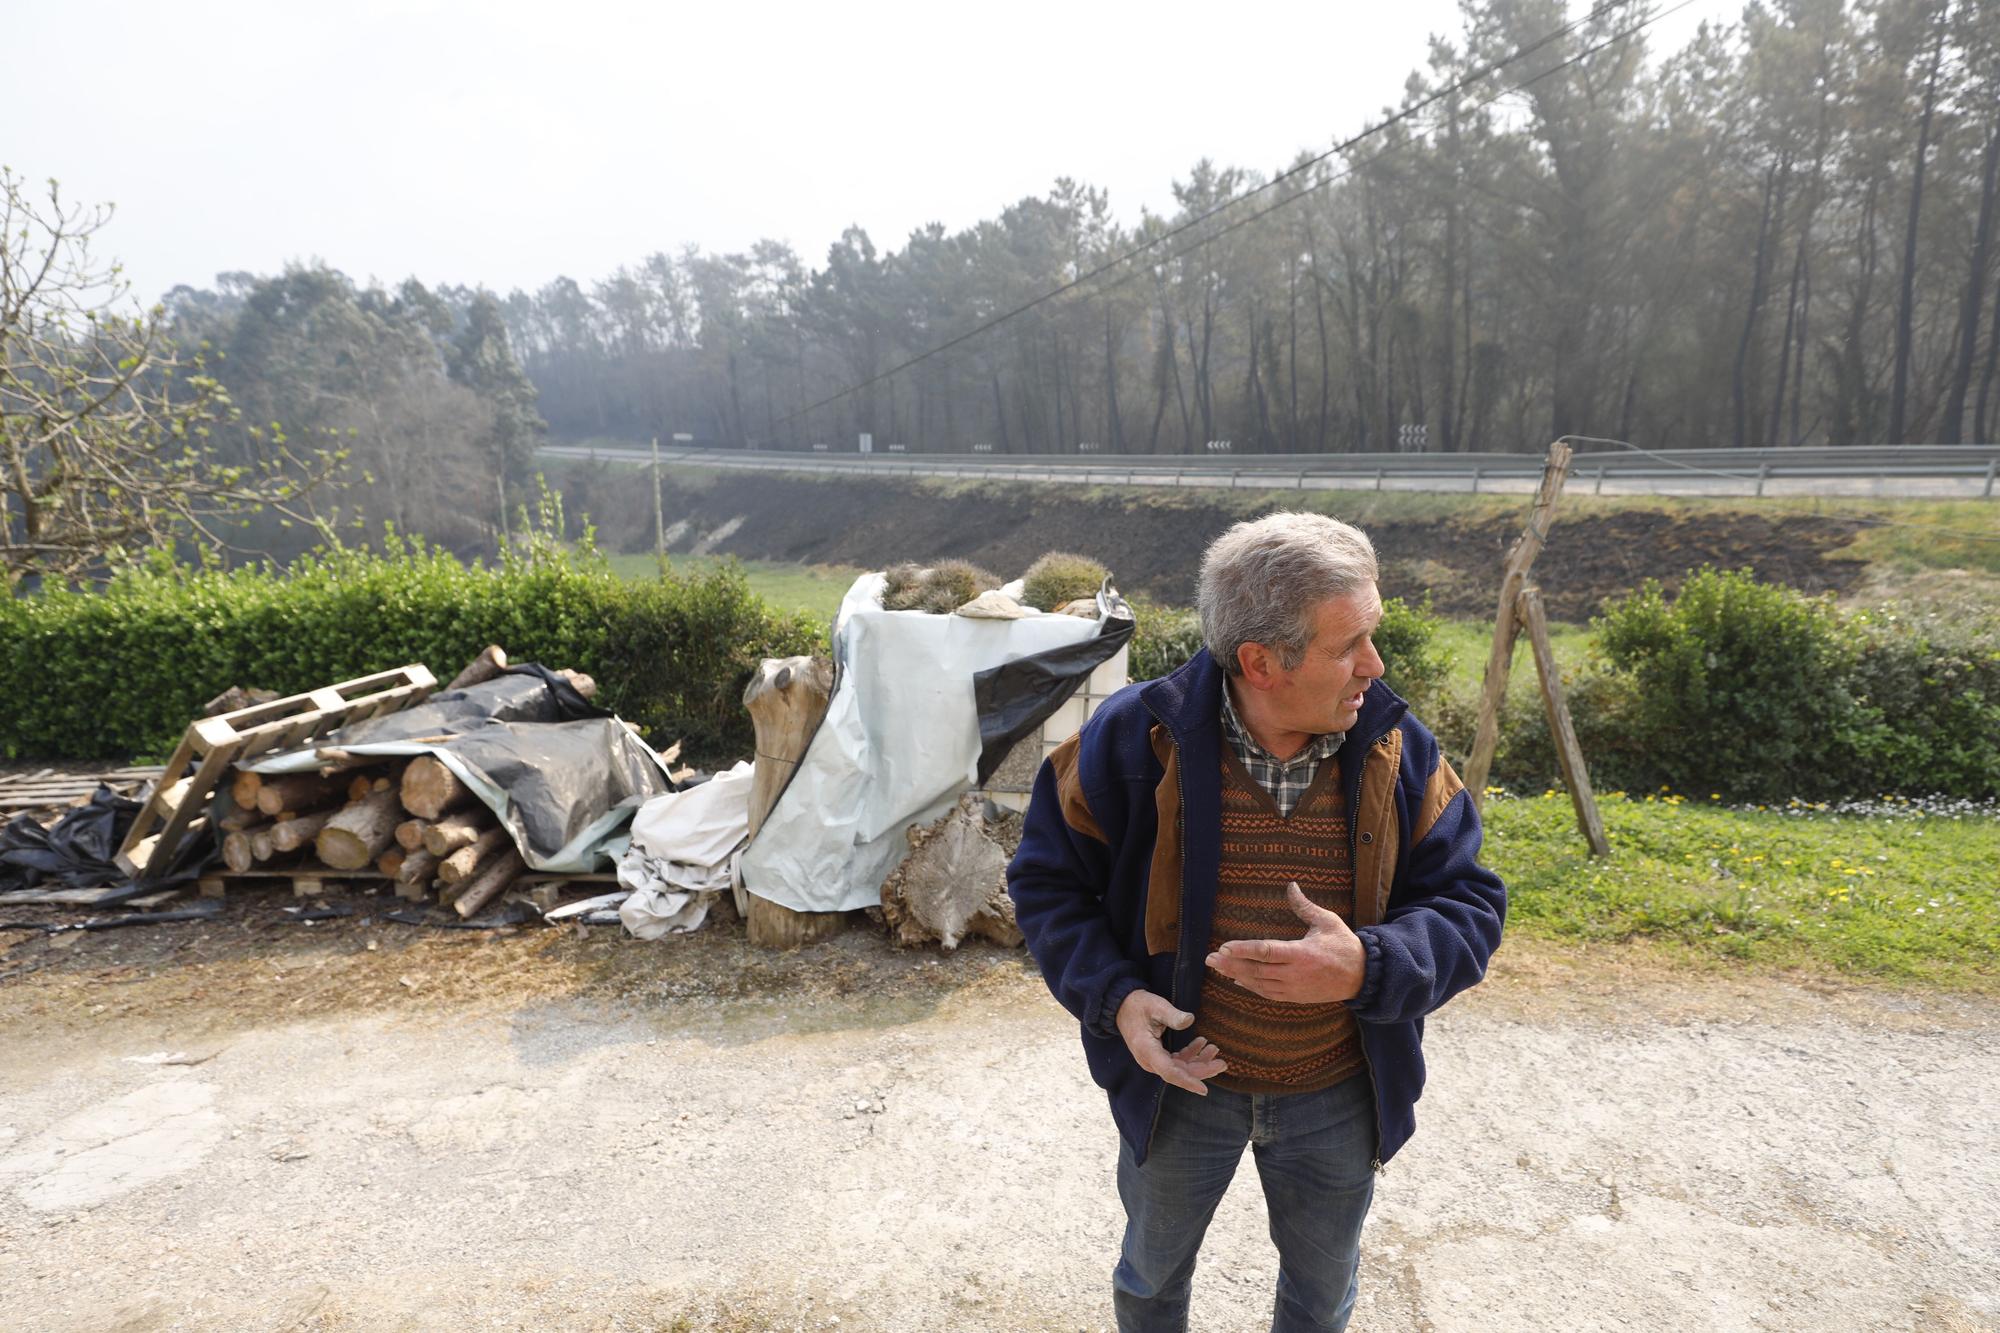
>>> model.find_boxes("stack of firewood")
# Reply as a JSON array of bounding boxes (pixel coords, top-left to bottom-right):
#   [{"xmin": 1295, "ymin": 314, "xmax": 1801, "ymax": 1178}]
[{"xmin": 213, "ymin": 646, "xmax": 597, "ymax": 918}]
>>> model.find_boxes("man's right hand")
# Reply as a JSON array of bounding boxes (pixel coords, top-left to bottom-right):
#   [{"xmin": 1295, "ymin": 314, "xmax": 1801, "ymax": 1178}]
[{"xmin": 1115, "ymin": 989, "xmax": 1227, "ymax": 1095}]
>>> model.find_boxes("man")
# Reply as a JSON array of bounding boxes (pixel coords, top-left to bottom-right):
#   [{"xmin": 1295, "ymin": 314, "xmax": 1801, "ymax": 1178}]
[{"xmin": 1008, "ymin": 512, "xmax": 1505, "ymax": 1332}]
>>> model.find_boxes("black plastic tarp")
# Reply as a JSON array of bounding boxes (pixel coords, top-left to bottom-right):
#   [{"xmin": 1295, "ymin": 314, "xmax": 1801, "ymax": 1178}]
[
  {"xmin": 249, "ymin": 665, "xmax": 673, "ymax": 872},
  {"xmin": 1, "ymin": 785, "xmax": 216, "ymax": 899},
  {"xmin": 972, "ymin": 607, "xmax": 1135, "ymax": 785}
]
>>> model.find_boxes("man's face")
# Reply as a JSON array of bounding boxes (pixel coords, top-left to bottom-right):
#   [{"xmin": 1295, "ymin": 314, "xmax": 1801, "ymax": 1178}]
[{"xmin": 1259, "ymin": 584, "xmax": 1386, "ymax": 737}]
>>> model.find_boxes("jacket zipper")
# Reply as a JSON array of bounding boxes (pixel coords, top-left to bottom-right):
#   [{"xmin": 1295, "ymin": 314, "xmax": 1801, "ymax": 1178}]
[
  {"xmin": 1348, "ymin": 734, "xmax": 1386, "ymax": 1173},
  {"xmin": 1142, "ymin": 689, "xmax": 1400, "ymax": 1170},
  {"xmin": 1142, "ymin": 699, "xmax": 1193, "ymax": 1150}
]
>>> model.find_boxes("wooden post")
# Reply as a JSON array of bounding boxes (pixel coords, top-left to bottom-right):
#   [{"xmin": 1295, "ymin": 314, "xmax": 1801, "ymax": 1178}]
[
  {"xmin": 1464, "ymin": 440, "xmax": 1574, "ymax": 810},
  {"xmin": 1518, "ymin": 585, "xmax": 1610, "ymax": 857},
  {"xmin": 652, "ymin": 437, "xmax": 665, "ymax": 566},
  {"xmin": 742, "ymin": 654, "xmax": 841, "ymax": 949}
]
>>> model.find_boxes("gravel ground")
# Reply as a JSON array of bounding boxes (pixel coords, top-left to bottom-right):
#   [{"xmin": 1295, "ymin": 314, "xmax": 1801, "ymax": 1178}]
[{"xmin": 0, "ymin": 919, "xmax": 1993, "ymax": 1332}]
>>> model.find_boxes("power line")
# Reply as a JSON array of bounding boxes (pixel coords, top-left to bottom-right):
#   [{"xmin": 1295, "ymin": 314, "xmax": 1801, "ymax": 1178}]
[{"xmin": 767, "ymin": 0, "xmax": 1663, "ymax": 438}]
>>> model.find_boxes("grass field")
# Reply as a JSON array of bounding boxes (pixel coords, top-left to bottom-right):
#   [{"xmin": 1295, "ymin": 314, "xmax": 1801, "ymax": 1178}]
[
  {"xmin": 606, "ymin": 553, "xmax": 859, "ymax": 622},
  {"xmin": 1482, "ymin": 791, "xmax": 1999, "ymax": 992},
  {"xmin": 1429, "ymin": 617, "xmax": 1595, "ymax": 696}
]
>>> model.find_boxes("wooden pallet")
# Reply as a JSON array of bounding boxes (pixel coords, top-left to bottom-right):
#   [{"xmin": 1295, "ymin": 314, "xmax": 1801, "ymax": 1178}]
[
  {"xmin": 0, "ymin": 766, "xmax": 165, "ymax": 813},
  {"xmin": 116, "ymin": 666, "xmax": 439, "ymax": 879},
  {"xmin": 196, "ymin": 869, "xmax": 619, "ymax": 902}
]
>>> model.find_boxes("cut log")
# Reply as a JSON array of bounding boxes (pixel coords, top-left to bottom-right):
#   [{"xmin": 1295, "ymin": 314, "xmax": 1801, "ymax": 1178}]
[
  {"xmin": 348, "ymin": 774, "xmax": 376, "ymax": 803},
  {"xmin": 372, "ymin": 776, "xmax": 392, "ymax": 793},
  {"xmin": 422, "ymin": 810, "xmax": 489, "ymax": 858},
  {"xmin": 400, "ymin": 755, "xmax": 472, "ymax": 820},
  {"xmin": 447, "ymin": 644, "xmax": 509, "ymax": 691},
  {"xmin": 254, "ymin": 771, "xmax": 346, "ymax": 818},
  {"xmin": 215, "ymin": 784, "xmax": 262, "ymax": 824},
  {"xmin": 230, "ymin": 770, "xmax": 263, "ymax": 810},
  {"xmin": 395, "ymin": 818, "xmax": 430, "ymax": 852},
  {"xmin": 453, "ymin": 849, "xmax": 526, "ymax": 919},
  {"xmin": 377, "ymin": 849, "xmax": 406, "ymax": 879},
  {"xmin": 396, "ymin": 848, "xmax": 441, "ymax": 887},
  {"xmin": 742, "ymin": 654, "xmax": 841, "ymax": 948},
  {"xmin": 217, "ymin": 805, "xmax": 263, "ymax": 833},
  {"xmin": 223, "ymin": 830, "xmax": 258, "ymax": 873},
  {"xmin": 250, "ymin": 829, "xmax": 277, "ymax": 863},
  {"xmin": 270, "ymin": 811, "xmax": 334, "ymax": 853},
  {"xmin": 314, "ymin": 789, "xmax": 405, "ymax": 870},
  {"xmin": 439, "ymin": 826, "xmax": 510, "ymax": 885},
  {"xmin": 396, "ymin": 849, "xmax": 439, "ymax": 883},
  {"xmin": 556, "ymin": 668, "xmax": 598, "ymax": 700}
]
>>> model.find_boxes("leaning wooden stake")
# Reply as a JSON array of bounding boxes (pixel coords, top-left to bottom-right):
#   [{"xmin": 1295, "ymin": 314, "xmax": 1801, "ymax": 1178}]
[
  {"xmin": 741, "ymin": 654, "xmax": 840, "ymax": 949},
  {"xmin": 1465, "ymin": 439, "xmax": 1573, "ymax": 810},
  {"xmin": 1518, "ymin": 586, "xmax": 1610, "ymax": 857}
]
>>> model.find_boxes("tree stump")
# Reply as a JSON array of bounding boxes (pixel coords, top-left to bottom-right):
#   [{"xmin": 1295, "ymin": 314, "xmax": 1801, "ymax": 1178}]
[
  {"xmin": 878, "ymin": 794, "xmax": 1023, "ymax": 950},
  {"xmin": 742, "ymin": 654, "xmax": 841, "ymax": 949}
]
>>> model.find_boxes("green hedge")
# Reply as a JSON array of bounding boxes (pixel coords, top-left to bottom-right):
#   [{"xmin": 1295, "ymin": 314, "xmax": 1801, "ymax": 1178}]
[
  {"xmin": 1474, "ymin": 568, "xmax": 2000, "ymax": 802},
  {"xmin": 19, "ymin": 548, "xmax": 1982, "ymax": 803},
  {"xmin": 1127, "ymin": 568, "xmax": 1997, "ymax": 802},
  {"xmin": 0, "ymin": 538, "xmax": 824, "ymax": 764}
]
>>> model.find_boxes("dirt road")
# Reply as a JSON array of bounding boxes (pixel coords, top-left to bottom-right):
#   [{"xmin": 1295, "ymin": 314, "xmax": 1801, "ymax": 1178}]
[{"xmin": 0, "ymin": 917, "xmax": 1993, "ymax": 1332}]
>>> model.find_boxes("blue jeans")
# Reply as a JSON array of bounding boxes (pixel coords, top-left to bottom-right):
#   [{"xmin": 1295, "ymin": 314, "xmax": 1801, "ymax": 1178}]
[{"xmin": 1113, "ymin": 1074, "xmax": 1377, "ymax": 1333}]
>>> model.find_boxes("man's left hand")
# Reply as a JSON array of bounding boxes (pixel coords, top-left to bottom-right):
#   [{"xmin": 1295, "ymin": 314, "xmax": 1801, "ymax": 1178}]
[{"xmin": 1205, "ymin": 881, "xmax": 1367, "ymax": 1004}]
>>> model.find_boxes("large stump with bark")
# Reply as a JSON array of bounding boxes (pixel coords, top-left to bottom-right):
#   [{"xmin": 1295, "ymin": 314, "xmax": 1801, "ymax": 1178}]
[{"xmin": 741, "ymin": 654, "xmax": 841, "ymax": 949}]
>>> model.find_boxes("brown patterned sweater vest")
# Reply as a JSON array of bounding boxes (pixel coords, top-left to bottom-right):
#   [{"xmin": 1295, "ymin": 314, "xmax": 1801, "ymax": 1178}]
[{"xmin": 1200, "ymin": 749, "xmax": 1367, "ymax": 1095}]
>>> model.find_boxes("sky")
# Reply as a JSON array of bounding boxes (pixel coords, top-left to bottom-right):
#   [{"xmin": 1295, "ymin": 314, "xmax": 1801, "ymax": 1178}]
[{"xmin": 7, "ymin": 0, "xmax": 1738, "ymax": 308}]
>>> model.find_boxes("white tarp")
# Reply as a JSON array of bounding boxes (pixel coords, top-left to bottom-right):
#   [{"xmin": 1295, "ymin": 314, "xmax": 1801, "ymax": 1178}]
[
  {"xmin": 739, "ymin": 574, "xmax": 1106, "ymax": 914},
  {"xmin": 616, "ymin": 760, "xmax": 756, "ymax": 938}
]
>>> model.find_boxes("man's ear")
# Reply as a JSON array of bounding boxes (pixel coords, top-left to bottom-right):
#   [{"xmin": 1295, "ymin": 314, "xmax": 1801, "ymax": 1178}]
[{"xmin": 1236, "ymin": 642, "xmax": 1276, "ymax": 691}]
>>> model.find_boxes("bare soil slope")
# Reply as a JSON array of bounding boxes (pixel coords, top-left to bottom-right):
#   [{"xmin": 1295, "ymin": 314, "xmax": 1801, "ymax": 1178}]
[{"xmin": 627, "ymin": 473, "xmax": 1867, "ymax": 619}]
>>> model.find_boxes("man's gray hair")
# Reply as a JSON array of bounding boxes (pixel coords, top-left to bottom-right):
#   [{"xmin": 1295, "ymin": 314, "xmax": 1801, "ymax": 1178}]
[{"xmin": 1198, "ymin": 512, "xmax": 1378, "ymax": 675}]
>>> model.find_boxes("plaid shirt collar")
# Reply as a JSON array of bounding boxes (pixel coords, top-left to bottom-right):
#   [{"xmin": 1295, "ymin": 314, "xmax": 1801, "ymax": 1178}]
[{"xmin": 1219, "ymin": 681, "xmax": 1345, "ymax": 818}]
